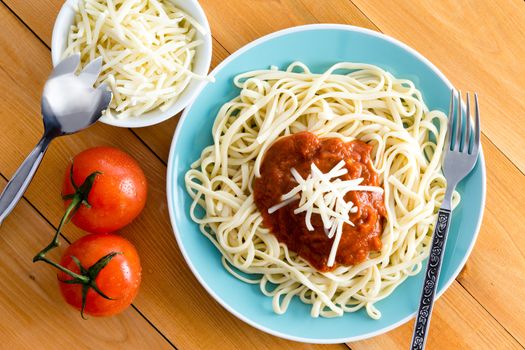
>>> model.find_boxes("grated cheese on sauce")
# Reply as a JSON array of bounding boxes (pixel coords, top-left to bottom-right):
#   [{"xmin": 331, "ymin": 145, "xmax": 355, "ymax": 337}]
[
  {"xmin": 268, "ymin": 160, "xmax": 384, "ymax": 267},
  {"xmin": 63, "ymin": 0, "xmax": 214, "ymax": 119}
]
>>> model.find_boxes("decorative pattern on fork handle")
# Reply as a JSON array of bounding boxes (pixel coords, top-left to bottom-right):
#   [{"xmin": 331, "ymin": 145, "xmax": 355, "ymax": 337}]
[{"xmin": 411, "ymin": 208, "xmax": 451, "ymax": 350}]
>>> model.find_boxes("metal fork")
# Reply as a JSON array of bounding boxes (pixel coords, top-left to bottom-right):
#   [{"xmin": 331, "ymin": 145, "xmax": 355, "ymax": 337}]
[{"xmin": 410, "ymin": 90, "xmax": 480, "ymax": 349}]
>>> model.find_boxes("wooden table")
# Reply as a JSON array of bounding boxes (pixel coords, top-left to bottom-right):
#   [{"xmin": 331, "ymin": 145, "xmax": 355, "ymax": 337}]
[{"xmin": 0, "ymin": 0, "xmax": 524, "ymax": 349}]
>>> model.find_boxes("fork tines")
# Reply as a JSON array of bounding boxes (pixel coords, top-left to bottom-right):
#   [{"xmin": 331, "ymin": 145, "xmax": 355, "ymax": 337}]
[{"xmin": 447, "ymin": 89, "xmax": 480, "ymax": 156}]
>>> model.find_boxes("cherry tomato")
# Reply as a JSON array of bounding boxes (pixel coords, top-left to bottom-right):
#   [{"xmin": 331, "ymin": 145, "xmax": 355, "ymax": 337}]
[
  {"xmin": 58, "ymin": 233, "xmax": 142, "ymax": 317},
  {"xmin": 63, "ymin": 147, "xmax": 147, "ymax": 233}
]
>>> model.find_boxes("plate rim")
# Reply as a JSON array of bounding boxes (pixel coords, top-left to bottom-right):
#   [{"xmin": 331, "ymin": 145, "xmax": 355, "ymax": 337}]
[{"xmin": 166, "ymin": 23, "xmax": 487, "ymax": 344}]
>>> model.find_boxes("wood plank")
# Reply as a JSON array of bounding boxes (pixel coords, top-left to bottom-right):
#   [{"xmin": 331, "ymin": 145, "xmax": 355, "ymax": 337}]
[
  {"xmin": 199, "ymin": 0, "xmax": 381, "ymax": 52},
  {"xmin": 200, "ymin": 0, "xmax": 317, "ymax": 50},
  {"xmin": 4, "ymin": 0, "xmax": 525, "ymax": 348},
  {"xmin": 348, "ymin": 0, "xmax": 525, "ymax": 173},
  {"xmin": 0, "ymin": 178, "xmax": 172, "ymax": 350},
  {"xmin": 350, "ymin": 282, "xmax": 522, "ymax": 350},
  {"xmin": 298, "ymin": 0, "xmax": 378, "ymax": 30},
  {"xmin": 1, "ymin": 0, "xmax": 62, "ymax": 45},
  {"xmin": 0, "ymin": 4, "xmax": 344, "ymax": 350},
  {"xmin": 455, "ymin": 135, "xmax": 525, "ymax": 345}
]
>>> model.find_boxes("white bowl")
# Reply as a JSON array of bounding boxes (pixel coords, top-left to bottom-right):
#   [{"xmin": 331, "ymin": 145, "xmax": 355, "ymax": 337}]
[{"xmin": 51, "ymin": 0, "xmax": 213, "ymax": 128}]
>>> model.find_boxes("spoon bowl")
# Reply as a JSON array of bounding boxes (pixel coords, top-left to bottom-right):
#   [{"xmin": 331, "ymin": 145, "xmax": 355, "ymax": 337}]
[{"xmin": 0, "ymin": 54, "xmax": 111, "ymax": 224}]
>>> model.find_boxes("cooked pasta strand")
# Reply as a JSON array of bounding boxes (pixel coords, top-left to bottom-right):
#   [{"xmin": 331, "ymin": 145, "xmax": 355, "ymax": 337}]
[{"xmin": 185, "ymin": 62, "xmax": 459, "ymax": 319}]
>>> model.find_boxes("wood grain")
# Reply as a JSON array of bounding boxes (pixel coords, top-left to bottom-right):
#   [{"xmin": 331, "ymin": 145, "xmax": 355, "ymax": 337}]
[
  {"xmin": 455, "ymin": 135, "xmax": 525, "ymax": 345},
  {"xmin": 0, "ymin": 3, "xmax": 344, "ymax": 350},
  {"xmin": 351, "ymin": 282, "xmax": 522, "ymax": 350},
  {"xmin": 201, "ymin": 0, "xmax": 317, "ymax": 51},
  {"xmin": 0, "ymin": 0, "xmax": 524, "ymax": 349},
  {"xmin": 298, "ymin": 0, "xmax": 377, "ymax": 30},
  {"xmin": 349, "ymin": 0, "xmax": 525, "ymax": 173},
  {"xmin": 0, "ymin": 179, "xmax": 172, "ymax": 349}
]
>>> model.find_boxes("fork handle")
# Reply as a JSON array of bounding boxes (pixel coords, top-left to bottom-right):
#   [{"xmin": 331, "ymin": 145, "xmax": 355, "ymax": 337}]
[
  {"xmin": 0, "ymin": 135, "xmax": 52, "ymax": 225},
  {"xmin": 410, "ymin": 207, "xmax": 452, "ymax": 350}
]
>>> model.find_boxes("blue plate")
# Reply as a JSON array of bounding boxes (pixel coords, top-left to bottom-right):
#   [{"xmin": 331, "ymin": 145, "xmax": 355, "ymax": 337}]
[{"xmin": 167, "ymin": 24, "xmax": 486, "ymax": 343}]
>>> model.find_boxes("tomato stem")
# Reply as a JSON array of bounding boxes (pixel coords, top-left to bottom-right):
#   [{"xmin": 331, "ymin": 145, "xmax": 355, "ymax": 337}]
[
  {"xmin": 33, "ymin": 195, "xmax": 82, "ymax": 264},
  {"xmin": 38, "ymin": 255, "xmax": 89, "ymax": 283},
  {"xmin": 32, "ymin": 166, "xmax": 121, "ymax": 318}
]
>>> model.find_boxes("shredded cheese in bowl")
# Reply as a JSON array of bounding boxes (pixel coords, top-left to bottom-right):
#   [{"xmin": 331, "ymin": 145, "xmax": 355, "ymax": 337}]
[{"xmin": 63, "ymin": 0, "xmax": 213, "ymax": 119}]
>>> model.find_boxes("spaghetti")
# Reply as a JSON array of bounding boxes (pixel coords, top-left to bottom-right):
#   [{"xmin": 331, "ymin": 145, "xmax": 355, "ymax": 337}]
[{"xmin": 185, "ymin": 62, "xmax": 459, "ymax": 319}]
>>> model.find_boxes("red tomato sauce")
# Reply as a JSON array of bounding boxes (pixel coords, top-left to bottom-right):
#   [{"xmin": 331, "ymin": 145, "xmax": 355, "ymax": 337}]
[{"xmin": 253, "ymin": 132, "xmax": 386, "ymax": 272}]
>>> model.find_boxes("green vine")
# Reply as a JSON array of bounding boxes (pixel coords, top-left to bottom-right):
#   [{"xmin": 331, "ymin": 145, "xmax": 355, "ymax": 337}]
[{"xmin": 33, "ymin": 164, "xmax": 120, "ymax": 318}]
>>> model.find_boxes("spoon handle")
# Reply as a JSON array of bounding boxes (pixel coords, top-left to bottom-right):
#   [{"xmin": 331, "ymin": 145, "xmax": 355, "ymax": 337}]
[{"xmin": 0, "ymin": 135, "xmax": 52, "ymax": 225}]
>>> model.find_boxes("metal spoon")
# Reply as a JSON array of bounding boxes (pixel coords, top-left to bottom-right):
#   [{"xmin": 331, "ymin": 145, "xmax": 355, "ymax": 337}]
[{"xmin": 0, "ymin": 54, "xmax": 111, "ymax": 225}]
